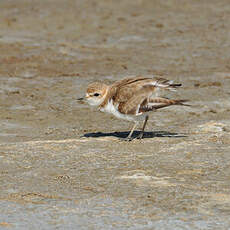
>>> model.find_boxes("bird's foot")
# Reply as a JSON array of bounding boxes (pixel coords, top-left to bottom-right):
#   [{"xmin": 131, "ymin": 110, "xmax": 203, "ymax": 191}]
[{"xmin": 136, "ymin": 132, "xmax": 144, "ymax": 139}]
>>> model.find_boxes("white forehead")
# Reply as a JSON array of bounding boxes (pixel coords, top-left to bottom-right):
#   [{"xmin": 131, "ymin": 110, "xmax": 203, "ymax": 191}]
[{"xmin": 86, "ymin": 92, "xmax": 95, "ymax": 97}]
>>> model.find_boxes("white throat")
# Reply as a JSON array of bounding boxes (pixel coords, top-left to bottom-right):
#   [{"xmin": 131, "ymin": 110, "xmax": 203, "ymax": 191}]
[{"xmin": 87, "ymin": 87, "xmax": 109, "ymax": 107}]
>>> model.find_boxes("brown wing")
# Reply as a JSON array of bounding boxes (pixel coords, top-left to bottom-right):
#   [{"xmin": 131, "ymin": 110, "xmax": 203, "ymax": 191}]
[
  {"xmin": 118, "ymin": 91, "xmax": 150, "ymax": 115},
  {"xmin": 112, "ymin": 77, "xmax": 153, "ymax": 104},
  {"xmin": 113, "ymin": 76, "xmax": 182, "ymax": 90},
  {"xmin": 111, "ymin": 76, "xmax": 182, "ymax": 104},
  {"xmin": 112, "ymin": 76, "xmax": 151, "ymax": 87},
  {"xmin": 118, "ymin": 93, "xmax": 189, "ymax": 115}
]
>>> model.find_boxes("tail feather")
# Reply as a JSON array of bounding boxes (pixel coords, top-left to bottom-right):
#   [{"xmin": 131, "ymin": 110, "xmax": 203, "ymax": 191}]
[
  {"xmin": 174, "ymin": 99, "xmax": 190, "ymax": 106},
  {"xmin": 154, "ymin": 78, "xmax": 182, "ymax": 91},
  {"xmin": 139, "ymin": 98, "xmax": 190, "ymax": 112},
  {"xmin": 170, "ymin": 83, "xmax": 182, "ymax": 88}
]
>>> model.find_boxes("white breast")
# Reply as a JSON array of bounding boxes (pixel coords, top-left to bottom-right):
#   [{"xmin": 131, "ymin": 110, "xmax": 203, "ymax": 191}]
[{"xmin": 100, "ymin": 100, "xmax": 141, "ymax": 122}]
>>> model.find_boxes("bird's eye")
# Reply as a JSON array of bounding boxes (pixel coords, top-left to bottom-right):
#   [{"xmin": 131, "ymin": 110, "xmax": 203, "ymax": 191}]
[{"xmin": 94, "ymin": 93, "xmax": 100, "ymax": 97}]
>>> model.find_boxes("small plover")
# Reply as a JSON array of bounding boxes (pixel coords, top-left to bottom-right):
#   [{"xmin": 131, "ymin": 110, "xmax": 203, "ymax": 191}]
[{"xmin": 78, "ymin": 76, "xmax": 189, "ymax": 141}]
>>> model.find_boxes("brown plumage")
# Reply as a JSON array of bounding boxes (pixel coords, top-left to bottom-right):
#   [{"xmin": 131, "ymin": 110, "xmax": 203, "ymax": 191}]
[{"xmin": 80, "ymin": 76, "xmax": 189, "ymax": 141}]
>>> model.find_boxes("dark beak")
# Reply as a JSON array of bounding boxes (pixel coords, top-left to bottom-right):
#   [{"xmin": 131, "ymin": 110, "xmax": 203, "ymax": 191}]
[{"xmin": 77, "ymin": 97, "xmax": 86, "ymax": 104}]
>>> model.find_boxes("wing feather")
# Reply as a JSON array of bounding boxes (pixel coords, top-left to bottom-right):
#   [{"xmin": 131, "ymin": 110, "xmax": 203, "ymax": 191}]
[
  {"xmin": 107, "ymin": 76, "xmax": 185, "ymax": 115},
  {"xmin": 112, "ymin": 76, "xmax": 182, "ymax": 103}
]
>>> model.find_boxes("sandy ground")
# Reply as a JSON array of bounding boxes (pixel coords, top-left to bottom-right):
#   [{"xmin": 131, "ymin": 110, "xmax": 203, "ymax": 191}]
[{"xmin": 0, "ymin": 0, "xmax": 230, "ymax": 229}]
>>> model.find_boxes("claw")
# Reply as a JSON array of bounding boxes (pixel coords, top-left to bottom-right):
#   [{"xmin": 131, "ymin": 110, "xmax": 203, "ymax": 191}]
[{"xmin": 136, "ymin": 132, "xmax": 144, "ymax": 139}]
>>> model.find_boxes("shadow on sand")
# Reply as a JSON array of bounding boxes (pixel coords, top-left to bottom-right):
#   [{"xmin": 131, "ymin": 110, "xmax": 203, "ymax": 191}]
[{"xmin": 82, "ymin": 131, "xmax": 187, "ymax": 139}]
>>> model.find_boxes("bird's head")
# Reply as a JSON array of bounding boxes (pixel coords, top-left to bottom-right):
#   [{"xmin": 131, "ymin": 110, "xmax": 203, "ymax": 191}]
[{"xmin": 79, "ymin": 82, "xmax": 108, "ymax": 106}]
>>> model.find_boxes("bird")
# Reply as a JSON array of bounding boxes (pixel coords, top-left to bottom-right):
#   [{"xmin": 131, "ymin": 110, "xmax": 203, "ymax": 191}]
[{"xmin": 78, "ymin": 76, "xmax": 189, "ymax": 141}]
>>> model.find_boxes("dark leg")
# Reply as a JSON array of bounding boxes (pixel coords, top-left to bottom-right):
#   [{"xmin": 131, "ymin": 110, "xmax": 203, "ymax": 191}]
[{"xmin": 137, "ymin": 115, "xmax": 149, "ymax": 139}]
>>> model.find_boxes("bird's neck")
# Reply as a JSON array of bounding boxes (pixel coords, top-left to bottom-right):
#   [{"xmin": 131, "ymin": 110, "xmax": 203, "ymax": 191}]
[{"xmin": 99, "ymin": 85, "xmax": 112, "ymax": 109}]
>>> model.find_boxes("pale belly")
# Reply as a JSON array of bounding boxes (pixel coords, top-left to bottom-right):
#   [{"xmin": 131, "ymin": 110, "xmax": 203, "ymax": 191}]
[{"xmin": 100, "ymin": 100, "xmax": 145, "ymax": 122}]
